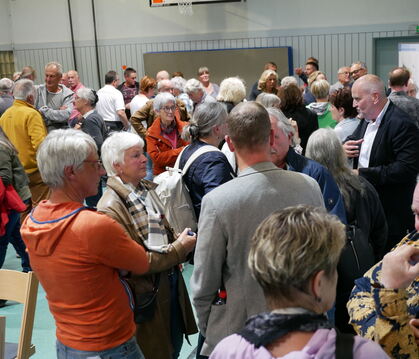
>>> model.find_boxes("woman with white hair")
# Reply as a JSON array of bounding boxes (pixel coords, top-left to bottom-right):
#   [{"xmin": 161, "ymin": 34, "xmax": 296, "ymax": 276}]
[
  {"xmin": 216, "ymin": 77, "xmax": 246, "ymax": 113},
  {"xmin": 20, "ymin": 129, "xmax": 149, "ymax": 359},
  {"xmin": 97, "ymin": 131, "xmax": 197, "ymax": 359},
  {"xmin": 146, "ymin": 92, "xmax": 189, "ymax": 175},
  {"xmin": 210, "ymin": 206, "xmax": 388, "ymax": 359},
  {"xmin": 0, "ymin": 78, "xmax": 14, "ymax": 115},
  {"xmin": 171, "ymin": 76, "xmax": 193, "ymax": 114},
  {"xmin": 179, "ymin": 102, "xmax": 234, "ymax": 219},
  {"xmin": 306, "ymin": 128, "xmax": 388, "ymax": 333}
]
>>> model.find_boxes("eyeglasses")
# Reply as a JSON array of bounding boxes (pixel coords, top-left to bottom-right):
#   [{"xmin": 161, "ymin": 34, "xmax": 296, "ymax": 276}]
[
  {"xmin": 350, "ymin": 69, "xmax": 363, "ymax": 76},
  {"xmin": 83, "ymin": 159, "xmax": 103, "ymax": 169},
  {"xmin": 162, "ymin": 106, "xmax": 176, "ymax": 113}
]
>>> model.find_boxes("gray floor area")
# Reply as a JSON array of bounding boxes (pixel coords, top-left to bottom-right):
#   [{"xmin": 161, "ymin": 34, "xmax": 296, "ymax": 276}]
[{"xmin": 0, "ymin": 246, "xmax": 198, "ymax": 358}]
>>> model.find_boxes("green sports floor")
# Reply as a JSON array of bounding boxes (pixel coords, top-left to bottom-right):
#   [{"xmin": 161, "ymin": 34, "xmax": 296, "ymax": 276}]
[{"xmin": 0, "ymin": 246, "xmax": 198, "ymax": 359}]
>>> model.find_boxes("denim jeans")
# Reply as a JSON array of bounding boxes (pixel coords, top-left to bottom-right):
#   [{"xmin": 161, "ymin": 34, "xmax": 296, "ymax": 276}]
[
  {"xmin": 0, "ymin": 210, "xmax": 31, "ymax": 272},
  {"xmin": 56, "ymin": 336, "xmax": 144, "ymax": 359}
]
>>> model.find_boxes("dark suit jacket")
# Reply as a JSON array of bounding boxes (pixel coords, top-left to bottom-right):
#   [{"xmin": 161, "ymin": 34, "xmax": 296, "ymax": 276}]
[{"xmin": 346, "ymin": 101, "xmax": 419, "ymax": 240}]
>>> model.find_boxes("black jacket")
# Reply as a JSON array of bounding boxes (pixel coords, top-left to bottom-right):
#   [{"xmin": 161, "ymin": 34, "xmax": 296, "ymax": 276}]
[{"xmin": 346, "ymin": 101, "xmax": 419, "ymax": 241}]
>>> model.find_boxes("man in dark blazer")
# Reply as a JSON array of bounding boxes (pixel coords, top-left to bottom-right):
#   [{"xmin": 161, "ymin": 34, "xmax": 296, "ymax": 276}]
[{"xmin": 344, "ymin": 74, "xmax": 419, "ymax": 251}]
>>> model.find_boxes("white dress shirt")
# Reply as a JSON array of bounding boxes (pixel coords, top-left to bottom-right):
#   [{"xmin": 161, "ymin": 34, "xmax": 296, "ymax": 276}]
[{"xmin": 358, "ymin": 100, "xmax": 389, "ymax": 169}]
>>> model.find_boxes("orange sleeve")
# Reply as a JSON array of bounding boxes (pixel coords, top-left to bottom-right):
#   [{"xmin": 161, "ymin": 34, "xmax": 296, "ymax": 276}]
[
  {"xmin": 146, "ymin": 136, "xmax": 185, "ymax": 170},
  {"xmin": 84, "ymin": 212, "xmax": 149, "ymax": 274}
]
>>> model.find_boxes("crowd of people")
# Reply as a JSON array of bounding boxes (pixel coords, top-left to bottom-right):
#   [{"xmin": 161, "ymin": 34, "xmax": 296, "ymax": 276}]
[{"xmin": 0, "ymin": 57, "xmax": 418, "ymax": 359}]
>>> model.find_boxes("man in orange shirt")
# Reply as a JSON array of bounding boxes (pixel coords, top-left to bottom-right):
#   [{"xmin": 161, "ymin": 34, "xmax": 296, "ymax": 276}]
[{"xmin": 21, "ymin": 129, "xmax": 149, "ymax": 359}]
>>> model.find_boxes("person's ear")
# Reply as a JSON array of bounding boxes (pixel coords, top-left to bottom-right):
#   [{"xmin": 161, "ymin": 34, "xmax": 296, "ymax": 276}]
[
  {"xmin": 311, "ymin": 270, "xmax": 326, "ymax": 301},
  {"xmin": 63, "ymin": 165, "xmax": 76, "ymax": 181},
  {"xmin": 226, "ymin": 135, "xmax": 235, "ymax": 152},
  {"xmin": 269, "ymin": 128, "xmax": 275, "ymax": 147}
]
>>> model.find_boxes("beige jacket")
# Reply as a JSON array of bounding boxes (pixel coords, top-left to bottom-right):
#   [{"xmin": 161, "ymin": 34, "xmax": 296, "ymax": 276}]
[{"xmin": 97, "ymin": 176, "xmax": 197, "ymax": 359}]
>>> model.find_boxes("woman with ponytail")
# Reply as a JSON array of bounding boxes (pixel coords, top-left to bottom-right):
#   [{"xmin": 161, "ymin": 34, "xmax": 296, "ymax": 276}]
[{"xmin": 179, "ymin": 102, "xmax": 234, "ymax": 219}]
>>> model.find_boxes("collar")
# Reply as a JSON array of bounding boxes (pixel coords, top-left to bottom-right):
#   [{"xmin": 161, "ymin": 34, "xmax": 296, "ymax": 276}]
[
  {"xmin": 238, "ymin": 161, "xmax": 280, "ymax": 177},
  {"xmin": 83, "ymin": 109, "xmax": 95, "ymax": 118},
  {"xmin": 365, "ymin": 99, "xmax": 389, "ymax": 126}
]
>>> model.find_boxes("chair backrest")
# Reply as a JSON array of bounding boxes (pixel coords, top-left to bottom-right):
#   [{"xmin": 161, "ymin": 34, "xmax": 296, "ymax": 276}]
[
  {"xmin": 0, "ymin": 316, "xmax": 5, "ymax": 359},
  {"xmin": 0, "ymin": 270, "xmax": 39, "ymax": 359}
]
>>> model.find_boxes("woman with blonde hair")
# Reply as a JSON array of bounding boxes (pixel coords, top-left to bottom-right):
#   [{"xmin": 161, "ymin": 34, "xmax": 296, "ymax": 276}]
[
  {"xmin": 210, "ymin": 205, "xmax": 388, "ymax": 358},
  {"xmin": 216, "ymin": 77, "xmax": 246, "ymax": 113},
  {"xmin": 198, "ymin": 66, "xmax": 219, "ymax": 98},
  {"xmin": 250, "ymin": 69, "xmax": 278, "ymax": 101}
]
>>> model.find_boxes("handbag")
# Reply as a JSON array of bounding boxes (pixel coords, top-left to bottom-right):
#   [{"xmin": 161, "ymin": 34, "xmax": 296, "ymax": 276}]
[{"xmin": 131, "ymin": 274, "xmax": 160, "ymax": 324}]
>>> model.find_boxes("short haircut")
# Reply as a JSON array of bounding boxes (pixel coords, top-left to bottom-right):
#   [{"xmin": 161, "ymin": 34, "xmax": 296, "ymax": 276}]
[
  {"xmin": 355, "ymin": 74, "xmax": 386, "ymax": 98},
  {"xmin": 37, "ymin": 129, "xmax": 97, "ymax": 189},
  {"xmin": 76, "ymin": 87, "xmax": 98, "ymax": 107},
  {"xmin": 267, "ymin": 107, "xmax": 299, "ymax": 147},
  {"xmin": 389, "ymin": 66, "xmax": 410, "ymax": 87},
  {"xmin": 329, "ymin": 88, "xmax": 358, "ymax": 118},
  {"xmin": 351, "ymin": 61, "xmax": 367, "ymax": 70},
  {"xmin": 264, "ymin": 61, "xmax": 277, "ymax": 70},
  {"xmin": 105, "ymin": 71, "xmax": 118, "ymax": 84},
  {"xmin": 280, "ymin": 76, "xmax": 298, "ymax": 87},
  {"xmin": 0, "ymin": 78, "xmax": 14, "ymax": 93},
  {"xmin": 140, "ymin": 76, "xmax": 157, "ymax": 94},
  {"xmin": 101, "ymin": 131, "xmax": 144, "ymax": 177},
  {"xmin": 216, "ymin": 77, "xmax": 246, "ymax": 104},
  {"xmin": 197, "ymin": 66, "xmax": 209, "ymax": 76},
  {"xmin": 153, "ymin": 92, "xmax": 176, "ymax": 112},
  {"xmin": 13, "ymin": 79, "xmax": 35, "ymax": 101},
  {"xmin": 248, "ymin": 205, "xmax": 345, "ymax": 301},
  {"xmin": 310, "ymin": 79, "xmax": 330, "ymax": 99},
  {"xmin": 156, "ymin": 70, "xmax": 170, "ymax": 81},
  {"xmin": 277, "ymin": 83, "xmax": 303, "ymax": 111},
  {"xmin": 20, "ymin": 66, "xmax": 36, "ymax": 80},
  {"xmin": 308, "ymin": 71, "xmax": 326, "ymax": 87},
  {"xmin": 171, "ymin": 76, "xmax": 186, "ymax": 92},
  {"xmin": 45, "ymin": 62, "xmax": 63, "ymax": 76},
  {"xmin": 184, "ymin": 78, "xmax": 204, "ymax": 94},
  {"xmin": 182, "ymin": 102, "xmax": 227, "ymax": 142},
  {"xmin": 227, "ymin": 101, "xmax": 271, "ymax": 150},
  {"xmin": 124, "ymin": 67, "xmax": 136, "ymax": 78},
  {"xmin": 172, "ymin": 71, "xmax": 184, "ymax": 78},
  {"xmin": 258, "ymin": 69, "xmax": 278, "ymax": 91},
  {"xmin": 256, "ymin": 93, "xmax": 281, "ymax": 109},
  {"xmin": 157, "ymin": 79, "xmax": 173, "ymax": 92},
  {"xmin": 306, "ymin": 61, "xmax": 319, "ymax": 71}
]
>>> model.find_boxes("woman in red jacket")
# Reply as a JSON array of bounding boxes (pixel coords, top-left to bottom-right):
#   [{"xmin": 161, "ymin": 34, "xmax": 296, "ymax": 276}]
[{"xmin": 146, "ymin": 92, "xmax": 188, "ymax": 175}]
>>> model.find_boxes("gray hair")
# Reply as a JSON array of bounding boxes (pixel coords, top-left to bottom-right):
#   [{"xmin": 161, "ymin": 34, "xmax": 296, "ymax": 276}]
[
  {"xmin": 351, "ymin": 61, "xmax": 367, "ymax": 70},
  {"xmin": 101, "ymin": 132, "xmax": 144, "ymax": 177},
  {"xmin": 171, "ymin": 76, "xmax": 186, "ymax": 92},
  {"xmin": 76, "ymin": 87, "xmax": 97, "ymax": 107},
  {"xmin": 184, "ymin": 78, "xmax": 204, "ymax": 95},
  {"xmin": 408, "ymin": 78, "xmax": 418, "ymax": 91},
  {"xmin": 267, "ymin": 107, "xmax": 299, "ymax": 147},
  {"xmin": 13, "ymin": 79, "xmax": 36, "ymax": 101},
  {"xmin": 305, "ymin": 128, "xmax": 363, "ymax": 207},
  {"xmin": 280, "ymin": 76, "xmax": 298, "ymax": 88},
  {"xmin": 157, "ymin": 79, "xmax": 173, "ymax": 92},
  {"xmin": 153, "ymin": 92, "xmax": 176, "ymax": 112},
  {"xmin": 248, "ymin": 205, "xmax": 345, "ymax": 302},
  {"xmin": 256, "ymin": 93, "xmax": 281, "ymax": 109},
  {"xmin": 0, "ymin": 78, "xmax": 14, "ymax": 94},
  {"xmin": 216, "ymin": 77, "xmax": 246, "ymax": 104},
  {"xmin": 182, "ymin": 102, "xmax": 227, "ymax": 142},
  {"xmin": 45, "ymin": 61, "xmax": 63, "ymax": 76},
  {"xmin": 37, "ymin": 129, "xmax": 97, "ymax": 189}
]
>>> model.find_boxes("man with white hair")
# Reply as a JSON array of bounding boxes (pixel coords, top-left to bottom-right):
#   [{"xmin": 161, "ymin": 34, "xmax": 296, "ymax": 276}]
[
  {"xmin": 0, "ymin": 79, "xmax": 48, "ymax": 217},
  {"xmin": 407, "ymin": 78, "xmax": 418, "ymax": 98},
  {"xmin": 155, "ymin": 70, "xmax": 170, "ymax": 82},
  {"xmin": 344, "ymin": 74, "xmax": 419, "ymax": 251},
  {"xmin": 184, "ymin": 78, "xmax": 216, "ymax": 113},
  {"xmin": 35, "ymin": 61, "xmax": 74, "ymax": 132},
  {"xmin": 131, "ymin": 79, "xmax": 189, "ymax": 137},
  {"xmin": 330, "ymin": 66, "xmax": 351, "ymax": 94},
  {"xmin": 0, "ymin": 78, "xmax": 14, "ymax": 115}
]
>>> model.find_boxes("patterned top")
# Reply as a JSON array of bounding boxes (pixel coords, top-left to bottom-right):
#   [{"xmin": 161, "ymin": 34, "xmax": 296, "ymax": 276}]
[{"xmin": 347, "ymin": 231, "xmax": 419, "ymax": 359}]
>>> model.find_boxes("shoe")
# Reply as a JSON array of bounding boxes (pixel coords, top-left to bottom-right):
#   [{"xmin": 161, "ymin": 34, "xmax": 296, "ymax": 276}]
[{"xmin": 0, "ymin": 300, "xmax": 7, "ymax": 308}]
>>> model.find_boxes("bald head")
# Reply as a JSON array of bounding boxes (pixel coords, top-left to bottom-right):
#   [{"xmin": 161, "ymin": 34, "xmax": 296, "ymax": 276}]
[
  {"xmin": 351, "ymin": 75, "xmax": 387, "ymax": 121},
  {"xmin": 388, "ymin": 67, "xmax": 410, "ymax": 90},
  {"xmin": 156, "ymin": 70, "xmax": 170, "ymax": 82}
]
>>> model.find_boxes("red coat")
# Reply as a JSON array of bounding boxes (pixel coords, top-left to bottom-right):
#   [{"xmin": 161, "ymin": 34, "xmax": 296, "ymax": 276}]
[
  {"xmin": 0, "ymin": 177, "xmax": 26, "ymax": 236},
  {"xmin": 146, "ymin": 116, "xmax": 189, "ymax": 175}
]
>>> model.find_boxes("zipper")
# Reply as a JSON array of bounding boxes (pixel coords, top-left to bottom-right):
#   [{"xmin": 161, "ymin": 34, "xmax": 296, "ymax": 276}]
[{"xmin": 350, "ymin": 241, "xmax": 361, "ymax": 271}]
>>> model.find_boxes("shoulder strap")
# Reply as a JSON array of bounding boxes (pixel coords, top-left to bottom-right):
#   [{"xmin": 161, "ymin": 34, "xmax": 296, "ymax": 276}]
[
  {"xmin": 174, "ymin": 145, "xmax": 221, "ymax": 174},
  {"xmin": 335, "ymin": 330, "xmax": 354, "ymax": 359}
]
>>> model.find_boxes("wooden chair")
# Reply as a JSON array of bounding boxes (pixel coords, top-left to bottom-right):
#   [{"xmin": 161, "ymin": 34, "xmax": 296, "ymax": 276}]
[{"xmin": 0, "ymin": 270, "xmax": 39, "ymax": 359}]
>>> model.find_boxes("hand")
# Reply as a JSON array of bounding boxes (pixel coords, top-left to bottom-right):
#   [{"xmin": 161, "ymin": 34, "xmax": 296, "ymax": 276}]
[
  {"xmin": 343, "ymin": 139, "xmax": 363, "ymax": 158},
  {"xmin": 352, "ymin": 169, "xmax": 359, "ymax": 175},
  {"xmin": 409, "ymin": 318, "xmax": 419, "ymax": 345},
  {"xmin": 295, "ymin": 67, "xmax": 303, "ymax": 76},
  {"xmin": 177, "ymin": 228, "xmax": 197, "ymax": 254},
  {"xmin": 59, "ymin": 105, "xmax": 68, "ymax": 110},
  {"xmin": 380, "ymin": 245, "xmax": 419, "ymax": 289}
]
